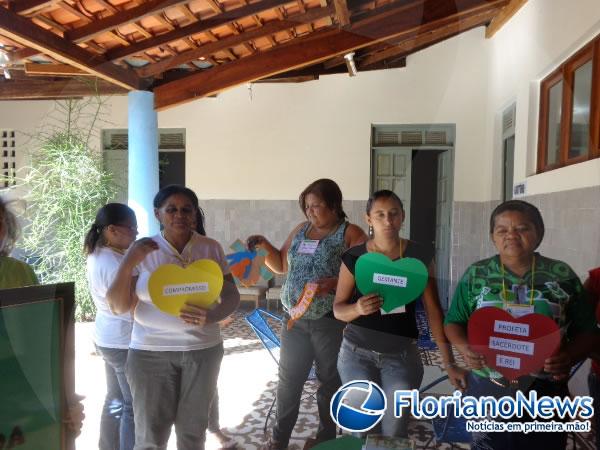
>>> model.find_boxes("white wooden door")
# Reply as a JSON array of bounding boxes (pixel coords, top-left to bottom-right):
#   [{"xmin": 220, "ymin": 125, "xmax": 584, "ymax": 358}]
[
  {"xmin": 372, "ymin": 148, "xmax": 412, "ymax": 239},
  {"xmin": 435, "ymin": 150, "xmax": 451, "ymax": 308}
]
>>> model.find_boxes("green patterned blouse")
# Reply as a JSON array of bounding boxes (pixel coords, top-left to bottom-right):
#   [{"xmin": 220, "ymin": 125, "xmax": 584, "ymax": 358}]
[
  {"xmin": 444, "ymin": 253, "xmax": 596, "ymax": 378},
  {"xmin": 280, "ymin": 221, "xmax": 348, "ymax": 320}
]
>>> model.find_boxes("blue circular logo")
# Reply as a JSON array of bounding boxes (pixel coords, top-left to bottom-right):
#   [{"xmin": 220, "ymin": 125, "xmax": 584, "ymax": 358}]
[{"xmin": 330, "ymin": 380, "xmax": 387, "ymax": 432}]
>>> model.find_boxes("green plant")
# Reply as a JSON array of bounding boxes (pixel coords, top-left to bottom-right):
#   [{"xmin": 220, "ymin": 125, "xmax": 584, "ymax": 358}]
[{"xmin": 18, "ymin": 98, "xmax": 116, "ymax": 321}]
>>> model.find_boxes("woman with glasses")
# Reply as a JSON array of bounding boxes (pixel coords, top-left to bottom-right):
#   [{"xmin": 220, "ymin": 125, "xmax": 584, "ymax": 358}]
[
  {"xmin": 107, "ymin": 185, "xmax": 240, "ymax": 450},
  {"xmin": 444, "ymin": 200, "xmax": 597, "ymax": 449},
  {"xmin": 85, "ymin": 203, "xmax": 139, "ymax": 450}
]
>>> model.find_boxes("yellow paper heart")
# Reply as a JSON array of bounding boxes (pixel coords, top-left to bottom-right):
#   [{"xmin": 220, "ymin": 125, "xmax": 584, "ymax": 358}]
[{"xmin": 148, "ymin": 259, "xmax": 224, "ymax": 316}]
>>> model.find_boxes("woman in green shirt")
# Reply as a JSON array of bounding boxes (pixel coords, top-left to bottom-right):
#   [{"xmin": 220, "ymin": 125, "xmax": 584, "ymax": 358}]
[
  {"xmin": 0, "ymin": 196, "xmax": 84, "ymax": 435},
  {"xmin": 444, "ymin": 200, "xmax": 597, "ymax": 450},
  {"xmin": 0, "ymin": 197, "xmax": 37, "ymax": 289}
]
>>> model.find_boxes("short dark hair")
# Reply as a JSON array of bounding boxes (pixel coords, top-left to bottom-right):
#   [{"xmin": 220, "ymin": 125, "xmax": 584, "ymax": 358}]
[
  {"xmin": 84, "ymin": 203, "xmax": 136, "ymax": 255},
  {"xmin": 0, "ymin": 196, "xmax": 20, "ymax": 256},
  {"xmin": 299, "ymin": 179, "xmax": 347, "ymax": 221},
  {"xmin": 366, "ymin": 190, "xmax": 404, "ymax": 215},
  {"xmin": 489, "ymin": 200, "xmax": 545, "ymax": 247},
  {"xmin": 153, "ymin": 185, "xmax": 206, "ymax": 236}
]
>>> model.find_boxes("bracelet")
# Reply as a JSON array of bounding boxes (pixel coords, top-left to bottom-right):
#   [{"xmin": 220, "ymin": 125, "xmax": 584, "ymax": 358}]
[{"xmin": 443, "ymin": 362, "xmax": 459, "ymax": 370}]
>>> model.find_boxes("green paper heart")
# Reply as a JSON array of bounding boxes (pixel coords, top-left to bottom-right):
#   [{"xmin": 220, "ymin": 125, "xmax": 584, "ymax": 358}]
[{"xmin": 355, "ymin": 253, "xmax": 429, "ymax": 313}]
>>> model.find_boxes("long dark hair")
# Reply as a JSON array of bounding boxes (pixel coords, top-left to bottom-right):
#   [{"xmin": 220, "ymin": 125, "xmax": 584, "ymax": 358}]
[
  {"xmin": 153, "ymin": 185, "xmax": 206, "ymax": 236},
  {"xmin": 298, "ymin": 178, "xmax": 347, "ymax": 221},
  {"xmin": 84, "ymin": 203, "xmax": 136, "ymax": 255},
  {"xmin": 0, "ymin": 196, "xmax": 20, "ymax": 257}
]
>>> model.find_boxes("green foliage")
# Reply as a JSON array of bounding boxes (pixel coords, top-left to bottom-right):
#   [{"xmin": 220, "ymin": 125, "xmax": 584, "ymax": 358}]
[{"xmin": 19, "ymin": 98, "xmax": 116, "ymax": 321}]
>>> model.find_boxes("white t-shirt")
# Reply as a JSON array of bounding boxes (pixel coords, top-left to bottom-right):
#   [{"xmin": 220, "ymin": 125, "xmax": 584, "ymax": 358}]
[
  {"xmin": 131, "ymin": 232, "xmax": 230, "ymax": 351},
  {"xmin": 87, "ymin": 247, "xmax": 134, "ymax": 349}
]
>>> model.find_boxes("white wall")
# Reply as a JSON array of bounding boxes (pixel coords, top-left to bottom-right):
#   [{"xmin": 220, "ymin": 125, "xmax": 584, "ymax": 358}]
[
  {"xmin": 156, "ymin": 26, "xmax": 490, "ymax": 201},
  {"xmin": 486, "ymin": 0, "xmax": 600, "ymax": 199},
  {"xmin": 3, "ymin": 0, "xmax": 600, "ymax": 202},
  {"xmin": 1, "ymin": 27, "xmax": 491, "ymax": 202}
]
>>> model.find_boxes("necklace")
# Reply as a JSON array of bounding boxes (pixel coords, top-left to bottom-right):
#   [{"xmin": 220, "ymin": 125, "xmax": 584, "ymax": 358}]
[
  {"xmin": 500, "ymin": 255, "xmax": 536, "ymax": 306},
  {"xmin": 369, "ymin": 238, "xmax": 404, "ymax": 259},
  {"xmin": 105, "ymin": 245, "xmax": 126, "ymax": 255},
  {"xmin": 161, "ymin": 231, "xmax": 193, "ymax": 266},
  {"xmin": 305, "ymin": 221, "xmax": 340, "ymax": 240}
]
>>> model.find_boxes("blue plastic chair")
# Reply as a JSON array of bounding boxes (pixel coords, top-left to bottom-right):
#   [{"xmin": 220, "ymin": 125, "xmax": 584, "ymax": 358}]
[
  {"xmin": 418, "ymin": 361, "xmax": 586, "ymax": 449},
  {"xmin": 245, "ymin": 308, "xmax": 317, "ymax": 434},
  {"xmin": 415, "ymin": 299, "xmax": 438, "ymax": 365},
  {"xmin": 418, "ymin": 375, "xmax": 472, "ymax": 449}
]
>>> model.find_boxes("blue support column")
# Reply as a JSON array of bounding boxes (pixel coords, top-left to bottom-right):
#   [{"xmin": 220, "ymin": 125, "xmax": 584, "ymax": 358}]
[{"xmin": 128, "ymin": 90, "xmax": 159, "ymax": 237}]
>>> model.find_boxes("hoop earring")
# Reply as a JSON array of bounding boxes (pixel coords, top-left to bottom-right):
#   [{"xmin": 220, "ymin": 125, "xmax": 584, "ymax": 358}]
[{"xmin": 368, "ymin": 225, "xmax": 373, "ymax": 237}]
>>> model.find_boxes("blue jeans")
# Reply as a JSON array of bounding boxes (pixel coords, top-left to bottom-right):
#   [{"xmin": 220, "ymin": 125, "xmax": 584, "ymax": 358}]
[
  {"xmin": 337, "ymin": 337, "xmax": 424, "ymax": 438},
  {"xmin": 588, "ymin": 371, "xmax": 600, "ymax": 450},
  {"xmin": 126, "ymin": 344, "xmax": 223, "ymax": 450},
  {"xmin": 468, "ymin": 373, "xmax": 568, "ymax": 450},
  {"xmin": 97, "ymin": 346, "xmax": 135, "ymax": 450}
]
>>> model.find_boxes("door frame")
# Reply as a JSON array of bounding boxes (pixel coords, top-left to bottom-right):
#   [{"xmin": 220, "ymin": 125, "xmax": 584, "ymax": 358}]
[{"xmin": 370, "ymin": 124, "xmax": 456, "ymax": 309}]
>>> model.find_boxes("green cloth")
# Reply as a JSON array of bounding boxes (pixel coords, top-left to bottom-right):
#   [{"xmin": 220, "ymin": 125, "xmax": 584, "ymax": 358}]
[
  {"xmin": 444, "ymin": 253, "xmax": 596, "ymax": 378},
  {"xmin": 0, "ymin": 256, "xmax": 38, "ymax": 289},
  {"xmin": 312, "ymin": 436, "xmax": 363, "ymax": 450}
]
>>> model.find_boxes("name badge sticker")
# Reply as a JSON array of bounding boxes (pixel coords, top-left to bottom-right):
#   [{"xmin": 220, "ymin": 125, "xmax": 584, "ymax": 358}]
[
  {"xmin": 298, "ymin": 240, "xmax": 319, "ymax": 254},
  {"xmin": 505, "ymin": 304, "xmax": 535, "ymax": 318}
]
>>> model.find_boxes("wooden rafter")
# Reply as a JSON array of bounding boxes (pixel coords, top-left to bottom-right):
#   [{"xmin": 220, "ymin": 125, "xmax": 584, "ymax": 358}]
[
  {"xmin": 10, "ymin": 0, "xmax": 58, "ymax": 15},
  {"xmin": 0, "ymin": 76, "xmax": 127, "ymax": 99},
  {"xmin": 204, "ymin": 0, "xmax": 254, "ymax": 54},
  {"xmin": 105, "ymin": 0, "xmax": 295, "ymax": 61},
  {"xmin": 7, "ymin": 46, "xmax": 39, "ymax": 61},
  {"xmin": 256, "ymin": 55, "xmax": 405, "ymax": 81},
  {"xmin": 24, "ymin": 62, "xmax": 92, "ymax": 75},
  {"xmin": 332, "ymin": 0, "xmax": 350, "ymax": 26},
  {"xmin": 65, "ymin": 0, "xmax": 192, "ymax": 43},
  {"xmin": 136, "ymin": 4, "xmax": 334, "ymax": 77},
  {"xmin": 485, "ymin": 0, "xmax": 526, "ymax": 38},
  {"xmin": 0, "ymin": 6, "xmax": 141, "ymax": 88},
  {"xmin": 153, "ymin": 0, "xmax": 509, "ymax": 109},
  {"xmin": 360, "ymin": 5, "xmax": 501, "ymax": 67}
]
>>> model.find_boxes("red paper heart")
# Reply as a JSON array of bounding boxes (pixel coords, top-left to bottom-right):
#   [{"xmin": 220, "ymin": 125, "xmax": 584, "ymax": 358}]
[{"xmin": 467, "ymin": 307, "xmax": 561, "ymax": 380}]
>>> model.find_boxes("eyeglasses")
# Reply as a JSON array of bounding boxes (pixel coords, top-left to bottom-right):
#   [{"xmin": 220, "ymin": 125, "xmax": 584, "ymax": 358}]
[{"xmin": 114, "ymin": 224, "xmax": 138, "ymax": 233}]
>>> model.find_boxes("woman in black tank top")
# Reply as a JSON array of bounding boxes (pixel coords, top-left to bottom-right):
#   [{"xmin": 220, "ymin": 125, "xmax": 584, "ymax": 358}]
[{"xmin": 333, "ymin": 190, "xmax": 467, "ymax": 438}]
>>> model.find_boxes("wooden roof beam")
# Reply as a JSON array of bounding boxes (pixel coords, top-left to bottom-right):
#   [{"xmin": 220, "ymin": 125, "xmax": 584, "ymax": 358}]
[
  {"xmin": 153, "ymin": 0, "xmax": 508, "ymax": 110},
  {"xmin": 485, "ymin": 0, "xmax": 526, "ymax": 38},
  {"xmin": 0, "ymin": 76, "xmax": 127, "ymax": 99},
  {"xmin": 65, "ymin": 0, "xmax": 192, "ymax": 43},
  {"xmin": 10, "ymin": 0, "xmax": 58, "ymax": 15},
  {"xmin": 24, "ymin": 62, "xmax": 92, "ymax": 75},
  {"xmin": 136, "ymin": 4, "xmax": 334, "ymax": 77},
  {"xmin": 360, "ymin": 5, "xmax": 502, "ymax": 67},
  {"xmin": 105, "ymin": 0, "xmax": 295, "ymax": 61},
  {"xmin": 0, "ymin": 6, "xmax": 141, "ymax": 89},
  {"xmin": 332, "ymin": 0, "xmax": 350, "ymax": 26}
]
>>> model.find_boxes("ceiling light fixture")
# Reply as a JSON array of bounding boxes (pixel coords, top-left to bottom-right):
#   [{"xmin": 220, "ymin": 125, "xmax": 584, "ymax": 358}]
[
  {"xmin": 344, "ymin": 52, "xmax": 357, "ymax": 77},
  {"xmin": 0, "ymin": 49, "xmax": 11, "ymax": 79}
]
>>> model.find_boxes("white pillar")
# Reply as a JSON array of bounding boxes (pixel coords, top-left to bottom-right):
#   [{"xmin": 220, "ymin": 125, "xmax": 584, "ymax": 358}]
[{"xmin": 128, "ymin": 90, "xmax": 159, "ymax": 237}]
